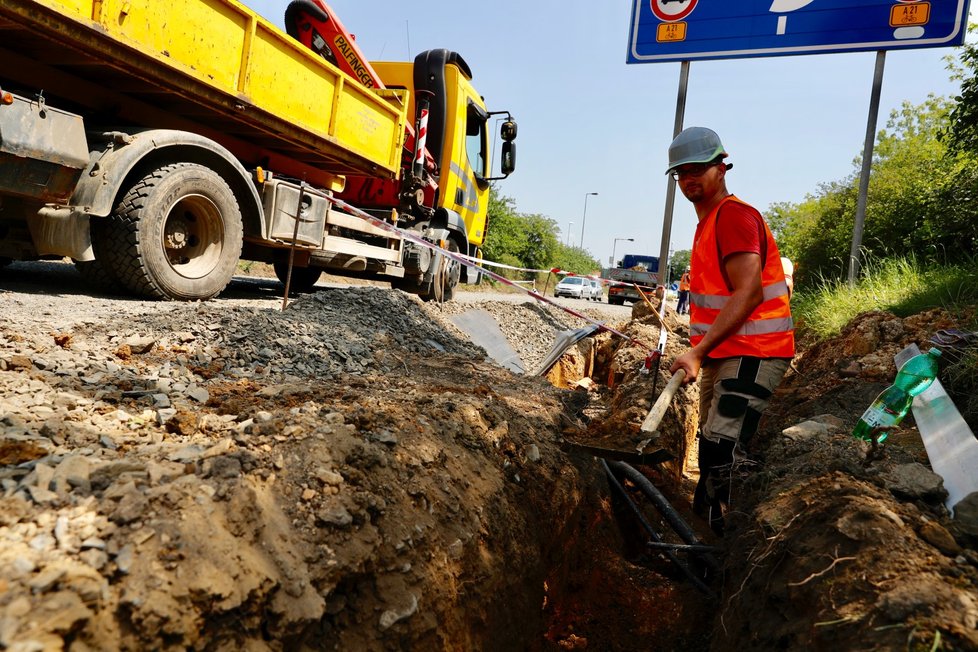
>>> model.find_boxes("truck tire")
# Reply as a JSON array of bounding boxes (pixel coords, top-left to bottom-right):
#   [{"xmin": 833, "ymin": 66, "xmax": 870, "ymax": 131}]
[
  {"xmin": 397, "ymin": 240, "xmax": 461, "ymax": 303},
  {"xmin": 426, "ymin": 240, "xmax": 461, "ymax": 302},
  {"xmin": 93, "ymin": 163, "xmax": 243, "ymax": 300},
  {"xmin": 273, "ymin": 260, "xmax": 322, "ymax": 293}
]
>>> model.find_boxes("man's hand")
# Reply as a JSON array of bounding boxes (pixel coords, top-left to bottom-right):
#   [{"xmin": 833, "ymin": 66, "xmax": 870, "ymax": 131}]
[{"xmin": 670, "ymin": 347, "xmax": 704, "ymax": 384}]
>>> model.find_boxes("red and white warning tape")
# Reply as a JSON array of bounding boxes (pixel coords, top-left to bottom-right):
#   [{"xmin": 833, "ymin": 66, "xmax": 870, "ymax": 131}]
[{"xmin": 320, "ymin": 194, "xmax": 656, "ymax": 352}]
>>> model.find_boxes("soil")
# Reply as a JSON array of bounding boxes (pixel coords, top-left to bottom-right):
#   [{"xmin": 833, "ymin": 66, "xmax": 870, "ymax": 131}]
[{"xmin": 1, "ymin": 262, "xmax": 976, "ymax": 651}]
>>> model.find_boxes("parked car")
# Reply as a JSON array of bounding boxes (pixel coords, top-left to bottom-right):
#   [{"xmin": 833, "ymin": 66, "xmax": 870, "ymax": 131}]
[
  {"xmin": 587, "ymin": 278, "xmax": 604, "ymax": 302},
  {"xmin": 555, "ymin": 276, "xmax": 602, "ymax": 300}
]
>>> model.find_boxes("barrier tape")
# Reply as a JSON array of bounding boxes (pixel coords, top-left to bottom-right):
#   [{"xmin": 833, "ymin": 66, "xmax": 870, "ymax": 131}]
[
  {"xmin": 453, "ymin": 252, "xmax": 659, "ymax": 291},
  {"xmin": 318, "ymin": 194, "xmax": 656, "ymax": 352}
]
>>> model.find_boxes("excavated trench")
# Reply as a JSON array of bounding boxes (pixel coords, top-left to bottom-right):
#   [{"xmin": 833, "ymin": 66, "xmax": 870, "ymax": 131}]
[
  {"xmin": 0, "ymin": 273, "xmax": 721, "ymax": 652},
  {"xmin": 530, "ymin": 303, "xmax": 719, "ymax": 651},
  {"xmin": 8, "ymin": 272, "xmax": 974, "ymax": 650}
]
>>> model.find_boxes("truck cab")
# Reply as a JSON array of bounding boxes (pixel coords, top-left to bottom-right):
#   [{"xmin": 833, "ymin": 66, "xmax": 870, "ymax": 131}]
[{"xmin": 371, "ymin": 57, "xmax": 492, "ymax": 249}]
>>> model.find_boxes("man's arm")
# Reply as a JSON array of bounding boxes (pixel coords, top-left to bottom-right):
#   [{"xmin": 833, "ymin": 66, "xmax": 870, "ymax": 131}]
[{"xmin": 670, "ymin": 251, "xmax": 764, "ymax": 383}]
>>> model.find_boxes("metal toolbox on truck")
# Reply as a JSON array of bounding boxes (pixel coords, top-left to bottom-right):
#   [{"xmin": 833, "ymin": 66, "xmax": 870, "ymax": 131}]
[
  {"xmin": 0, "ymin": 92, "xmax": 88, "ymax": 203},
  {"xmin": 261, "ymin": 178, "xmax": 329, "ymax": 248}
]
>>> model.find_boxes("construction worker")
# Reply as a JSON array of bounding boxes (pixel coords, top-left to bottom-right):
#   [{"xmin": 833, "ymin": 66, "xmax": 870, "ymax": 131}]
[
  {"xmin": 676, "ymin": 267, "xmax": 691, "ymax": 315},
  {"xmin": 666, "ymin": 127, "xmax": 795, "ymax": 535}
]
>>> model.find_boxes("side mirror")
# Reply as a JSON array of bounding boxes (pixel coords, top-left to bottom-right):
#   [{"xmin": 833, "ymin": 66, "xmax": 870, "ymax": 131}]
[
  {"xmin": 500, "ymin": 120, "xmax": 517, "ymax": 142},
  {"xmin": 501, "ymin": 141, "xmax": 516, "ymax": 175}
]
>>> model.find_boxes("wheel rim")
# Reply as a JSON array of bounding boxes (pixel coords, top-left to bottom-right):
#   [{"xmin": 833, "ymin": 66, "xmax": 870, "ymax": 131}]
[{"xmin": 161, "ymin": 193, "xmax": 225, "ymax": 280}]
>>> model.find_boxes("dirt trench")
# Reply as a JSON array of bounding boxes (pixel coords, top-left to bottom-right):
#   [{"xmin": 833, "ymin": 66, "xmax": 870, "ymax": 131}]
[
  {"xmin": 0, "ymin": 274, "xmax": 712, "ymax": 652},
  {"xmin": 3, "ymin": 270, "xmax": 977, "ymax": 651}
]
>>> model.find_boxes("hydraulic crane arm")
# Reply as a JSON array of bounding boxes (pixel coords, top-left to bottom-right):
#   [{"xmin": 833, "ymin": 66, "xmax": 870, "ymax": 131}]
[{"xmin": 284, "ymin": 0, "xmax": 385, "ymax": 89}]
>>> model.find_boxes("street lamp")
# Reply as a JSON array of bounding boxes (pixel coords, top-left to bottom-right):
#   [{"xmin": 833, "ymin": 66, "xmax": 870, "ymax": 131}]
[
  {"xmin": 565, "ymin": 222, "xmax": 574, "ymax": 246},
  {"xmin": 611, "ymin": 238, "xmax": 634, "ymax": 268},
  {"xmin": 580, "ymin": 192, "xmax": 598, "ymax": 248}
]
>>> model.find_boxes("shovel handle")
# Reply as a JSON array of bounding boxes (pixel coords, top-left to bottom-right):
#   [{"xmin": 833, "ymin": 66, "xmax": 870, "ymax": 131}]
[{"xmin": 640, "ymin": 369, "xmax": 686, "ymax": 434}]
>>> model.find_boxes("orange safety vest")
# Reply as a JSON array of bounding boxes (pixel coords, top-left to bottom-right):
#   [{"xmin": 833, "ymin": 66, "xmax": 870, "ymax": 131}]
[
  {"xmin": 689, "ymin": 195, "xmax": 794, "ymax": 359},
  {"xmin": 679, "ymin": 272, "xmax": 691, "ymax": 292}
]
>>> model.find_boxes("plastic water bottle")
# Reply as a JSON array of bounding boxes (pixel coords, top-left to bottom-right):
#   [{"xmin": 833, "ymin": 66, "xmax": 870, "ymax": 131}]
[{"xmin": 852, "ymin": 348, "xmax": 942, "ymax": 443}]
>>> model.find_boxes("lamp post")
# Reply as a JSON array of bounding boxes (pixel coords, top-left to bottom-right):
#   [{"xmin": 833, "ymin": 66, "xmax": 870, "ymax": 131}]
[
  {"xmin": 565, "ymin": 222, "xmax": 574, "ymax": 246},
  {"xmin": 612, "ymin": 238, "xmax": 634, "ymax": 268},
  {"xmin": 579, "ymin": 192, "xmax": 598, "ymax": 249}
]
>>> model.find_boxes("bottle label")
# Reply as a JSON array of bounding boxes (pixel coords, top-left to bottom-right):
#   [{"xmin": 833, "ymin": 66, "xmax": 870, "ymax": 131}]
[{"xmin": 860, "ymin": 402, "xmax": 900, "ymax": 429}]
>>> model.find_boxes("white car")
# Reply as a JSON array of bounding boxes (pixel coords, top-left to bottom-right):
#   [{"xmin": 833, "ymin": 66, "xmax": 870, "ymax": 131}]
[{"xmin": 555, "ymin": 276, "xmax": 602, "ymax": 301}]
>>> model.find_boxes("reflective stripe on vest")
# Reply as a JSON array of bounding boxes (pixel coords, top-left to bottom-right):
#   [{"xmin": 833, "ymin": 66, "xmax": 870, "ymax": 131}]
[
  {"xmin": 690, "ymin": 279, "xmax": 790, "ymax": 310},
  {"xmin": 689, "ymin": 316, "xmax": 795, "ymax": 338},
  {"xmin": 688, "ymin": 195, "xmax": 795, "ymax": 359}
]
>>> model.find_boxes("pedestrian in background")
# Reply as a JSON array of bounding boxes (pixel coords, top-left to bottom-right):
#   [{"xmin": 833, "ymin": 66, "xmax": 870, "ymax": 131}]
[
  {"xmin": 665, "ymin": 127, "xmax": 795, "ymax": 534},
  {"xmin": 676, "ymin": 268, "xmax": 691, "ymax": 315}
]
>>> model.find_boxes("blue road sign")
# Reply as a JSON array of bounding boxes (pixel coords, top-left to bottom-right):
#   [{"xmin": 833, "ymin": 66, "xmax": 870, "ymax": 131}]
[{"xmin": 627, "ymin": 0, "xmax": 971, "ymax": 63}]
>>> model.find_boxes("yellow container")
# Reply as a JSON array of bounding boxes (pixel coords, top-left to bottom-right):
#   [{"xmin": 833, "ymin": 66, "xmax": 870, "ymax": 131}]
[{"xmin": 1, "ymin": 0, "xmax": 406, "ymax": 178}]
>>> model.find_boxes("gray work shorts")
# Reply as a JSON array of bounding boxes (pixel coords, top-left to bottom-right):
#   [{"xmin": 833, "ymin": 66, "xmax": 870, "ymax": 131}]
[{"xmin": 698, "ymin": 356, "xmax": 790, "ymax": 445}]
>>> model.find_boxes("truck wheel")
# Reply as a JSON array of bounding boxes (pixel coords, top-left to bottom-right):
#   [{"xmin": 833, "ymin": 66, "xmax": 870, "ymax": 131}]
[
  {"xmin": 429, "ymin": 240, "xmax": 461, "ymax": 302},
  {"xmin": 93, "ymin": 163, "xmax": 243, "ymax": 300},
  {"xmin": 273, "ymin": 260, "xmax": 322, "ymax": 293},
  {"xmin": 409, "ymin": 240, "xmax": 460, "ymax": 302}
]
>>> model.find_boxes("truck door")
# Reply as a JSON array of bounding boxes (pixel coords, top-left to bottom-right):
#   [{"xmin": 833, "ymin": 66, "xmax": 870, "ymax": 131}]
[{"xmin": 436, "ymin": 71, "xmax": 490, "ymax": 248}]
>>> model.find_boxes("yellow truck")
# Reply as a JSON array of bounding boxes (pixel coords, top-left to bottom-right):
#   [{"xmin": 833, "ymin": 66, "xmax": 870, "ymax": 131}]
[{"xmin": 0, "ymin": 0, "xmax": 516, "ymax": 300}]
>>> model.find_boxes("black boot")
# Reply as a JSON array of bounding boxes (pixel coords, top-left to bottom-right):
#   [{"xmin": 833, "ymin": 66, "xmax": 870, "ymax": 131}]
[{"xmin": 693, "ymin": 437, "xmax": 736, "ymax": 536}]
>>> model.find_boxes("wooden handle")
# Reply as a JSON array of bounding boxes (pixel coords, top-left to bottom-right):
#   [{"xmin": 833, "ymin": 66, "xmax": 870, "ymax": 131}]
[{"xmin": 640, "ymin": 369, "xmax": 686, "ymax": 434}]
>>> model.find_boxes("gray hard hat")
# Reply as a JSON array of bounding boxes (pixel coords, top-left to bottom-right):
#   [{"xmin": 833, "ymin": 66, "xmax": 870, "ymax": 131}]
[{"xmin": 666, "ymin": 127, "xmax": 728, "ymax": 174}]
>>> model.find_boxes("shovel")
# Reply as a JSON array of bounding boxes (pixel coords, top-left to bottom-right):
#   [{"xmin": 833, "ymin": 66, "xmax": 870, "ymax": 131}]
[{"xmin": 640, "ymin": 369, "xmax": 686, "ymax": 436}]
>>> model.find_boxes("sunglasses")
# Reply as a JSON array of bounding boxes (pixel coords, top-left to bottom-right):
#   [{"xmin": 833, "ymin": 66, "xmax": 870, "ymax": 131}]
[{"xmin": 670, "ymin": 162, "xmax": 719, "ymax": 181}]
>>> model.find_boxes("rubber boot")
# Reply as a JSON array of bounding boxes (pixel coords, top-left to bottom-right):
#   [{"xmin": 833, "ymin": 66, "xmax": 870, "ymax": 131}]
[{"xmin": 693, "ymin": 437, "xmax": 736, "ymax": 536}]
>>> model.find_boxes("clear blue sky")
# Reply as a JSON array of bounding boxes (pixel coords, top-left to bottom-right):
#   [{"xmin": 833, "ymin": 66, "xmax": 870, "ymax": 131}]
[{"xmin": 245, "ymin": 0, "xmax": 974, "ymax": 269}]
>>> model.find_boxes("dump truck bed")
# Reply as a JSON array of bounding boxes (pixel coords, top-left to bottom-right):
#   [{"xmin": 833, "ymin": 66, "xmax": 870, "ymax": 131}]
[{"xmin": 0, "ymin": 0, "xmax": 406, "ymax": 183}]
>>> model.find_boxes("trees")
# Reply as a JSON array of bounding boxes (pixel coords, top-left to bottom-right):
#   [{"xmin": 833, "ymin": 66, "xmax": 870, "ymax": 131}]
[
  {"xmin": 483, "ymin": 186, "xmax": 599, "ymax": 278},
  {"xmin": 768, "ymin": 92, "xmax": 977, "ymax": 286}
]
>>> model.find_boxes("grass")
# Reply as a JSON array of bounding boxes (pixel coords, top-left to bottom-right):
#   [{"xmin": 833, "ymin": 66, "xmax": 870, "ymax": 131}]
[
  {"xmin": 792, "ymin": 256, "xmax": 978, "ymax": 340},
  {"xmin": 792, "ymin": 255, "xmax": 978, "ymax": 432}
]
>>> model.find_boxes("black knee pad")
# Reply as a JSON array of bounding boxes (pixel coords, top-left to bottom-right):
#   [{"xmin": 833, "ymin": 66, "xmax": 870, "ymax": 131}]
[{"xmin": 717, "ymin": 394, "xmax": 748, "ymax": 418}]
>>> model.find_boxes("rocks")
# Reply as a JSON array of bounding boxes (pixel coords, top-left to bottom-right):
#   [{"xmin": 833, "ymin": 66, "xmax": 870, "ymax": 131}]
[
  {"xmin": 0, "ymin": 273, "xmax": 611, "ymax": 650},
  {"xmin": 883, "ymin": 463, "xmax": 947, "ymax": 502},
  {"xmin": 953, "ymin": 491, "xmax": 978, "ymax": 538}
]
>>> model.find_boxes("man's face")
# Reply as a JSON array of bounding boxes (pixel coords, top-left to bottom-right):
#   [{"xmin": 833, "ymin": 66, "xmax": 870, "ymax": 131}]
[{"xmin": 673, "ymin": 161, "xmax": 724, "ymax": 203}]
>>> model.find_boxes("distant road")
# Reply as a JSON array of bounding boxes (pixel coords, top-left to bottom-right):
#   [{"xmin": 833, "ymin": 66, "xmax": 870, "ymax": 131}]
[{"xmin": 0, "ymin": 260, "xmax": 636, "ymax": 321}]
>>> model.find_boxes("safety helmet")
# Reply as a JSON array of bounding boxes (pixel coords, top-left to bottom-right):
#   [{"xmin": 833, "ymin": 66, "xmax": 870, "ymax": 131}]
[{"xmin": 666, "ymin": 127, "xmax": 728, "ymax": 174}]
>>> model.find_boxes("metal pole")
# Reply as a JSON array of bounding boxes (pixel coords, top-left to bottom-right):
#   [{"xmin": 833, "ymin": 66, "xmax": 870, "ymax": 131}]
[
  {"xmin": 848, "ymin": 50, "xmax": 886, "ymax": 286},
  {"xmin": 658, "ymin": 61, "xmax": 690, "ymax": 289},
  {"xmin": 281, "ymin": 180, "xmax": 307, "ymax": 311},
  {"xmin": 580, "ymin": 192, "xmax": 597, "ymax": 248},
  {"xmin": 612, "ymin": 237, "xmax": 635, "ymax": 268}
]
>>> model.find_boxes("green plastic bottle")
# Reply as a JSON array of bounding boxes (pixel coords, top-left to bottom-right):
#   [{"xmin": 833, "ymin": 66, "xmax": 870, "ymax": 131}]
[{"xmin": 852, "ymin": 348, "xmax": 942, "ymax": 444}]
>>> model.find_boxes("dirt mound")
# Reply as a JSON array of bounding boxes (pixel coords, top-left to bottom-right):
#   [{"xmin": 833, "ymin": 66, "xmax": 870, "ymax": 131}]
[
  {"xmin": 716, "ymin": 308, "xmax": 978, "ymax": 651},
  {"xmin": 0, "ymin": 287, "xmax": 609, "ymax": 650}
]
